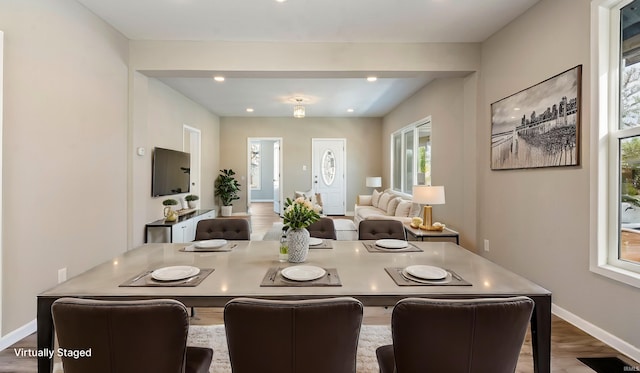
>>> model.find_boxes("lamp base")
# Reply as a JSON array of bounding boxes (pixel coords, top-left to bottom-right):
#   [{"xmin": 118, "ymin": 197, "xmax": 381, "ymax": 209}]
[
  {"xmin": 418, "ymin": 205, "xmax": 444, "ymax": 231},
  {"xmin": 418, "ymin": 225, "xmax": 444, "ymax": 231}
]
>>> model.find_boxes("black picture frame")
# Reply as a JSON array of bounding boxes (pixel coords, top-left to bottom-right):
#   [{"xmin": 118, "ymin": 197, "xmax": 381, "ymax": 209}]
[{"xmin": 490, "ymin": 65, "xmax": 582, "ymax": 170}]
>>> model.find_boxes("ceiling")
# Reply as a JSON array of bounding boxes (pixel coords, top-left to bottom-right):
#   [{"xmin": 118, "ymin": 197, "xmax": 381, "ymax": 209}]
[{"xmin": 76, "ymin": 0, "xmax": 539, "ymax": 117}]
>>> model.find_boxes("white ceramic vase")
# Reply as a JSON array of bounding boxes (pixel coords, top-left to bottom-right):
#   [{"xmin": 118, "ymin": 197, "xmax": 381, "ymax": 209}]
[
  {"xmin": 221, "ymin": 205, "xmax": 232, "ymax": 216},
  {"xmin": 287, "ymin": 228, "xmax": 310, "ymax": 263}
]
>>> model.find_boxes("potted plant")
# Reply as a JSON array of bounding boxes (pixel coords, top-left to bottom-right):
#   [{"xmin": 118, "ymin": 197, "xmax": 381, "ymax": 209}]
[
  {"xmin": 185, "ymin": 194, "xmax": 199, "ymax": 209},
  {"xmin": 215, "ymin": 169, "xmax": 241, "ymax": 216},
  {"xmin": 162, "ymin": 199, "xmax": 179, "ymax": 222}
]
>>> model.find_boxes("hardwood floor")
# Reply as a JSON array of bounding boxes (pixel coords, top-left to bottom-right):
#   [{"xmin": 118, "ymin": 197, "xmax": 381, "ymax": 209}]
[{"xmin": 2, "ymin": 202, "xmax": 637, "ymax": 372}]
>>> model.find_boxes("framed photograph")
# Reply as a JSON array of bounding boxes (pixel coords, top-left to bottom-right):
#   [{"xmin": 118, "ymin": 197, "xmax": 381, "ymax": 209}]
[{"xmin": 490, "ymin": 65, "xmax": 582, "ymax": 170}]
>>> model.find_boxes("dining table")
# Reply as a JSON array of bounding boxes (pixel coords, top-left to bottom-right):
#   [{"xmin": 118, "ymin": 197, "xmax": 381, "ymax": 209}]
[{"xmin": 37, "ymin": 240, "xmax": 551, "ymax": 373}]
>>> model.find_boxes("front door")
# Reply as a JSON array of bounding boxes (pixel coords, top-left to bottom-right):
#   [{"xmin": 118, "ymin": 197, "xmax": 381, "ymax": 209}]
[{"xmin": 312, "ymin": 138, "xmax": 346, "ymax": 215}]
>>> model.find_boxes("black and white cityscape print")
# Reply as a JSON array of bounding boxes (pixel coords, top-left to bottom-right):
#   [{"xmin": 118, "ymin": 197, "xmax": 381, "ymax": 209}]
[{"xmin": 491, "ymin": 65, "xmax": 581, "ymax": 170}]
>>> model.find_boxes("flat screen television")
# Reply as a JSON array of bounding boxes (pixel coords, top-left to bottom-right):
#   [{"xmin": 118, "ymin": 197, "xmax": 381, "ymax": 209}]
[{"xmin": 152, "ymin": 147, "xmax": 191, "ymax": 197}]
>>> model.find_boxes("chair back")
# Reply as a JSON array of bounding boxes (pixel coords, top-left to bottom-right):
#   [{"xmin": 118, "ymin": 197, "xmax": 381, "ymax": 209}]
[
  {"xmin": 387, "ymin": 297, "xmax": 534, "ymax": 373},
  {"xmin": 307, "ymin": 217, "xmax": 337, "ymax": 239},
  {"xmin": 358, "ymin": 219, "xmax": 406, "ymax": 240},
  {"xmin": 224, "ymin": 297, "xmax": 363, "ymax": 373},
  {"xmin": 195, "ymin": 218, "xmax": 250, "ymax": 240},
  {"xmin": 51, "ymin": 298, "xmax": 210, "ymax": 373}
]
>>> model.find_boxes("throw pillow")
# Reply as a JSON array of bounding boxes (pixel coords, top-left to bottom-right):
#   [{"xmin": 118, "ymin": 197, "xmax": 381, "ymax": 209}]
[
  {"xmin": 358, "ymin": 195, "xmax": 373, "ymax": 206},
  {"xmin": 371, "ymin": 189, "xmax": 382, "ymax": 208},
  {"xmin": 409, "ymin": 202, "xmax": 422, "ymax": 217},
  {"xmin": 386, "ymin": 197, "xmax": 401, "ymax": 216},
  {"xmin": 395, "ymin": 200, "xmax": 413, "ymax": 217},
  {"xmin": 377, "ymin": 192, "xmax": 392, "ymax": 212}
]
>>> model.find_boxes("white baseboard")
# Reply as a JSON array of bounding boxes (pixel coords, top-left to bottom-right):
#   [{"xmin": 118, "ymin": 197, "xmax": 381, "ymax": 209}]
[
  {"xmin": 0, "ymin": 319, "xmax": 36, "ymax": 351},
  {"xmin": 552, "ymin": 303, "xmax": 640, "ymax": 363}
]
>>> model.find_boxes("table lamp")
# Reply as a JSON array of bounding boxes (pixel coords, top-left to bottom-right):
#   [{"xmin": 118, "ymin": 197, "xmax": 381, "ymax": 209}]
[
  {"xmin": 365, "ymin": 176, "xmax": 382, "ymax": 189},
  {"xmin": 412, "ymin": 185, "xmax": 445, "ymax": 231}
]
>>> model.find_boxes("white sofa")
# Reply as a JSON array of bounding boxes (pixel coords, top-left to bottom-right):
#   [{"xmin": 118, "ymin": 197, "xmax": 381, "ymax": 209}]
[{"xmin": 354, "ymin": 189, "xmax": 421, "ymax": 226}]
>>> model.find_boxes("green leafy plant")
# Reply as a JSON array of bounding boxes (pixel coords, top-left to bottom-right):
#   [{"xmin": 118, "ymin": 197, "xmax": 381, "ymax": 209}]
[
  {"xmin": 215, "ymin": 169, "xmax": 241, "ymax": 206},
  {"xmin": 162, "ymin": 199, "xmax": 178, "ymax": 206},
  {"xmin": 282, "ymin": 197, "xmax": 321, "ymax": 231},
  {"xmin": 185, "ymin": 194, "xmax": 199, "ymax": 202}
]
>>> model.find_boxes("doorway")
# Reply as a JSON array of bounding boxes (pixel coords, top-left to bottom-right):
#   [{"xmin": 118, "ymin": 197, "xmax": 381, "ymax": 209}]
[
  {"xmin": 183, "ymin": 125, "xmax": 201, "ymax": 205},
  {"xmin": 247, "ymin": 137, "xmax": 283, "ymax": 215},
  {"xmin": 312, "ymin": 138, "xmax": 346, "ymax": 215}
]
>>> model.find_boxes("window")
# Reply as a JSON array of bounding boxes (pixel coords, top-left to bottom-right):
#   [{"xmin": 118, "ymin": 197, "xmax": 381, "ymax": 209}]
[
  {"xmin": 250, "ymin": 142, "xmax": 261, "ymax": 190},
  {"xmin": 593, "ymin": 0, "xmax": 640, "ymax": 287},
  {"xmin": 391, "ymin": 118, "xmax": 431, "ymax": 194}
]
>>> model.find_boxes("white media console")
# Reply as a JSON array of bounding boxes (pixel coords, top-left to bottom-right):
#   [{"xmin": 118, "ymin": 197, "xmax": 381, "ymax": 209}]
[{"xmin": 144, "ymin": 209, "xmax": 216, "ymax": 243}]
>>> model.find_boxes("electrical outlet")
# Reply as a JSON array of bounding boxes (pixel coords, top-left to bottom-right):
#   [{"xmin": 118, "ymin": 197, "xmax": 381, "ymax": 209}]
[
  {"xmin": 484, "ymin": 239, "xmax": 490, "ymax": 252},
  {"xmin": 58, "ymin": 268, "xmax": 67, "ymax": 283}
]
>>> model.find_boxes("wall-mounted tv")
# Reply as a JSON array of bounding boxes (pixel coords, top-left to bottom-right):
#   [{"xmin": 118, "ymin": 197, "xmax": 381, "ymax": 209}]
[{"xmin": 152, "ymin": 147, "xmax": 191, "ymax": 197}]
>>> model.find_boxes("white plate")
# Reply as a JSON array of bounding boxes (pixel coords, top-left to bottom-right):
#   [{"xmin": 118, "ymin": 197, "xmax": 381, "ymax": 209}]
[
  {"xmin": 195, "ymin": 239, "xmax": 228, "ymax": 249},
  {"xmin": 375, "ymin": 239, "xmax": 408, "ymax": 249},
  {"xmin": 401, "ymin": 269, "xmax": 452, "ymax": 284},
  {"xmin": 308, "ymin": 237, "xmax": 324, "ymax": 246},
  {"xmin": 281, "ymin": 265, "xmax": 326, "ymax": 281},
  {"xmin": 151, "ymin": 266, "xmax": 200, "ymax": 281},
  {"xmin": 404, "ymin": 265, "xmax": 448, "ymax": 280}
]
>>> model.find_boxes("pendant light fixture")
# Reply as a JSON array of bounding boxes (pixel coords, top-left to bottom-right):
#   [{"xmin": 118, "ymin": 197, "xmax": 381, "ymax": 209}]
[{"xmin": 293, "ymin": 98, "xmax": 305, "ymax": 118}]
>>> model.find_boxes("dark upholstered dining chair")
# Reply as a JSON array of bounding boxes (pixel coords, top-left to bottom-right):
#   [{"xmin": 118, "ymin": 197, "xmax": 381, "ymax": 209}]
[
  {"xmin": 51, "ymin": 298, "xmax": 213, "ymax": 373},
  {"xmin": 194, "ymin": 218, "xmax": 250, "ymax": 240},
  {"xmin": 376, "ymin": 296, "xmax": 534, "ymax": 373},
  {"xmin": 358, "ymin": 219, "xmax": 406, "ymax": 240},
  {"xmin": 224, "ymin": 297, "xmax": 363, "ymax": 373},
  {"xmin": 307, "ymin": 217, "xmax": 337, "ymax": 239}
]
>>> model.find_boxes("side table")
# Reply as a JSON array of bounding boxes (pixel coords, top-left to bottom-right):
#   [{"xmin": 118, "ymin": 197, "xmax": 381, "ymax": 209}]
[{"xmin": 403, "ymin": 223, "xmax": 460, "ymax": 245}]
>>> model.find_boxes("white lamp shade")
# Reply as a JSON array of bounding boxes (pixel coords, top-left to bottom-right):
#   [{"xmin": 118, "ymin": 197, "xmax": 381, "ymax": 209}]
[
  {"xmin": 412, "ymin": 185, "xmax": 445, "ymax": 205},
  {"xmin": 366, "ymin": 176, "xmax": 382, "ymax": 188}
]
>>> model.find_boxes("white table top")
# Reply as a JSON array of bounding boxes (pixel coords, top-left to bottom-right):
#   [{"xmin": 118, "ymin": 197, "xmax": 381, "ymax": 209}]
[{"xmin": 39, "ymin": 240, "xmax": 550, "ymax": 304}]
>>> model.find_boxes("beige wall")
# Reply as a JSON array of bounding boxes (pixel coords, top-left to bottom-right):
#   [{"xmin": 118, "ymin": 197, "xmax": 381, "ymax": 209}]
[
  {"xmin": 220, "ymin": 117, "xmax": 382, "ymax": 213},
  {"xmin": 382, "ymin": 77, "xmax": 476, "ymax": 249},
  {"xmin": 0, "ymin": 0, "xmax": 129, "ymax": 333},
  {"xmin": 131, "ymin": 41, "xmax": 480, "ymax": 73},
  {"xmin": 129, "ymin": 78, "xmax": 220, "ymax": 246},
  {"xmin": 479, "ymin": 0, "xmax": 640, "ymax": 349}
]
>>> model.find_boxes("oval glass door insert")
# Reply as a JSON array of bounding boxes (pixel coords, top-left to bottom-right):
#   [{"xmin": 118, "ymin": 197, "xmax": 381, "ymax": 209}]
[{"xmin": 322, "ymin": 150, "xmax": 336, "ymax": 186}]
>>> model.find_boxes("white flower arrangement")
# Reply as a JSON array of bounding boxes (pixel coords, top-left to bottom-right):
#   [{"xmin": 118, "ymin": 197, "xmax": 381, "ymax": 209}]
[{"xmin": 283, "ymin": 197, "xmax": 321, "ymax": 230}]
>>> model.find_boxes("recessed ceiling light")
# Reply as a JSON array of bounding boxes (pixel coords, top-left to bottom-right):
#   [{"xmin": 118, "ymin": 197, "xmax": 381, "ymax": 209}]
[
  {"xmin": 214, "ymin": 76, "xmax": 225, "ymax": 82},
  {"xmin": 347, "ymin": 108, "xmax": 354, "ymax": 113},
  {"xmin": 275, "ymin": 0, "xmax": 286, "ymax": 2},
  {"xmin": 246, "ymin": 108, "xmax": 254, "ymax": 113},
  {"xmin": 367, "ymin": 76, "xmax": 377, "ymax": 82},
  {"xmin": 514, "ymin": 107, "xmax": 520, "ymax": 111}
]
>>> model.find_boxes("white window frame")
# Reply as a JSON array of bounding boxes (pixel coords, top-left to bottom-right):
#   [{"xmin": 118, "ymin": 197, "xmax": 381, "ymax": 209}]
[
  {"xmin": 390, "ymin": 117, "xmax": 432, "ymax": 195},
  {"xmin": 591, "ymin": 0, "xmax": 640, "ymax": 288}
]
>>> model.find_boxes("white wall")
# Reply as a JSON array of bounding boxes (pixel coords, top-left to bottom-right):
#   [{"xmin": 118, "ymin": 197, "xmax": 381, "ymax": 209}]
[
  {"xmin": 0, "ymin": 0, "xmax": 129, "ymax": 333},
  {"xmin": 478, "ymin": 0, "xmax": 640, "ymax": 352}
]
